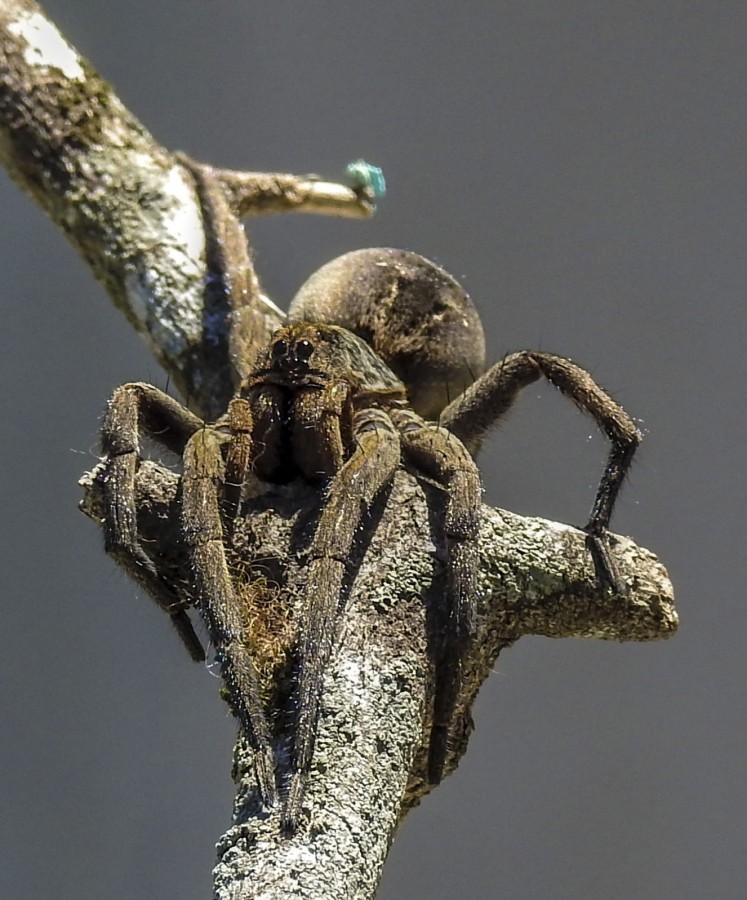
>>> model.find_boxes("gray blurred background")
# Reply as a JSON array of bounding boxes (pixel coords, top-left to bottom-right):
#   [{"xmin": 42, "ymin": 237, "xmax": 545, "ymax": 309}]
[{"xmin": 1, "ymin": 2, "xmax": 744, "ymax": 898}]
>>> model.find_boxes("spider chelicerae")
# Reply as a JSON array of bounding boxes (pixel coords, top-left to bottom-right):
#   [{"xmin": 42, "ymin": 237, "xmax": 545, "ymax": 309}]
[{"xmin": 100, "ymin": 242, "xmax": 640, "ymax": 833}]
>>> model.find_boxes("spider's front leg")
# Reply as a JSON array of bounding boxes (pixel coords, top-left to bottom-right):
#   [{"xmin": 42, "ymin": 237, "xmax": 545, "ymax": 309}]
[
  {"xmin": 441, "ymin": 351, "xmax": 643, "ymax": 591},
  {"xmin": 182, "ymin": 427, "xmax": 278, "ymax": 808},
  {"xmin": 391, "ymin": 409, "xmax": 482, "ymax": 785},
  {"xmin": 285, "ymin": 407, "xmax": 401, "ymax": 833},
  {"xmin": 101, "ymin": 383, "xmax": 205, "ymax": 660}
]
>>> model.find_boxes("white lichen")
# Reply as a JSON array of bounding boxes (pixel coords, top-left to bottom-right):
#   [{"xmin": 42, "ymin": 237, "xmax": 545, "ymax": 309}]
[
  {"xmin": 8, "ymin": 11, "xmax": 84, "ymax": 80},
  {"xmin": 161, "ymin": 163, "xmax": 207, "ymax": 267}
]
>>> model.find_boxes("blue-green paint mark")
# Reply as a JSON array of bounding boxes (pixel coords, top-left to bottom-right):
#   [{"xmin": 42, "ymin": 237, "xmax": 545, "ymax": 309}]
[{"xmin": 346, "ymin": 160, "xmax": 386, "ymax": 198}]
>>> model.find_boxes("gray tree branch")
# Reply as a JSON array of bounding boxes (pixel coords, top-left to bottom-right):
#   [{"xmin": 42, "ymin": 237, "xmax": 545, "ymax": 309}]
[
  {"xmin": 0, "ymin": 0, "xmax": 374, "ymax": 419},
  {"xmin": 3, "ymin": 2, "xmax": 677, "ymax": 898}
]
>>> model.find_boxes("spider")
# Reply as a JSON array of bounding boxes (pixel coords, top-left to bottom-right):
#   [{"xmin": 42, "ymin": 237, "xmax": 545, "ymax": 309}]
[{"xmin": 100, "ymin": 246, "xmax": 641, "ymax": 832}]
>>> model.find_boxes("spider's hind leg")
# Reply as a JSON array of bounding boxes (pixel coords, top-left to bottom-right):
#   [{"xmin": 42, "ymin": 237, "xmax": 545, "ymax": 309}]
[
  {"xmin": 392, "ymin": 409, "xmax": 482, "ymax": 785},
  {"xmin": 101, "ymin": 382, "xmax": 205, "ymax": 661},
  {"xmin": 441, "ymin": 351, "xmax": 642, "ymax": 593}
]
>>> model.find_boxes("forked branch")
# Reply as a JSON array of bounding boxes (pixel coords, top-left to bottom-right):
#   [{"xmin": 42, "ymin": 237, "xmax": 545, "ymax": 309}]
[{"xmin": 0, "ymin": 0, "xmax": 375, "ymax": 419}]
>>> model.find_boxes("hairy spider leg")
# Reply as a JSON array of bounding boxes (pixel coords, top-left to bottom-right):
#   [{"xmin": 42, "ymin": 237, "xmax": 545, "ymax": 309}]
[
  {"xmin": 182, "ymin": 427, "xmax": 278, "ymax": 808},
  {"xmin": 441, "ymin": 351, "xmax": 643, "ymax": 590},
  {"xmin": 101, "ymin": 383, "xmax": 205, "ymax": 661},
  {"xmin": 392, "ymin": 409, "xmax": 482, "ymax": 784},
  {"xmin": 222, "ymin": 397, "xmax": 253, "ymax": 523},
  {"xmin": 283, "ymin": 407, "xmax": 401, "ymax": 833}
]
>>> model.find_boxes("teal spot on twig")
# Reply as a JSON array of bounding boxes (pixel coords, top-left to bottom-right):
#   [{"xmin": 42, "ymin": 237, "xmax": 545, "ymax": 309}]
[{"xmin": 346, "ymin": 160, "xmax": 386, "ymax": 198}]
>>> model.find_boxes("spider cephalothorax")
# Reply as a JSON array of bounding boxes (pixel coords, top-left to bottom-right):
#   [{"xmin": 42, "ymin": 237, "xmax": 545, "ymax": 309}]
[
  {"xmin": 227, "ymin": 322, "xmax": 408, "ymax": 488},
  {"xmin": 100, "ymin": 247, "xmax": 641, "ymax": 832}
]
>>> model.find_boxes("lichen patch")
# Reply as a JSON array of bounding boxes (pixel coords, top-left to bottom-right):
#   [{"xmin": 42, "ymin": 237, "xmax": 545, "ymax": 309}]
[{"xmin": 8, "ymin": 11, "xmax": 84, "ymax": 81}]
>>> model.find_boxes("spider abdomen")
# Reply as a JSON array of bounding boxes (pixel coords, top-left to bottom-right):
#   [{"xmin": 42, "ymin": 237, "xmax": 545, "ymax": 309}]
[{"xmin": 289, "ymin": 248, "xmax": 487, "ymax": 419}]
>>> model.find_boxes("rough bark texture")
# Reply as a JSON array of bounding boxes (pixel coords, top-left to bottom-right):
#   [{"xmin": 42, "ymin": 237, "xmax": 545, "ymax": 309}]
[
  {"xmin": 4, "ymin": 2, "xmax": 677, "ymax": 898},
  {"xmin": 79, "ymin": 461, "xmax": 676, "ymax": 900},
  {"xmin": 0, "ymin": 0, "xmax": 221, "ymax": 408},
  {"xmin": 0, "ymin": 0, "xmax": 373, "ymax": 419}
]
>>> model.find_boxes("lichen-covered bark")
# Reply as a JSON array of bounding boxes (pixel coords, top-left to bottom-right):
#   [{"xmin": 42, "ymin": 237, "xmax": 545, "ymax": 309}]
[
  {"xmin": 0, "ymin": 0, "xmax": 220, "ymax": 408},
  {"xmin": 80, "ymin": 462, "xmax": 676, "ymax": 900},
  {"xmin": 0, "ymin": 0, "xmax": 373, "ymax": 419}
]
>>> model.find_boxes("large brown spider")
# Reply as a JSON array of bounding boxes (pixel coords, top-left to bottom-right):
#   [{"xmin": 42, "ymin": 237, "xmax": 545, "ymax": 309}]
[{"xmin": 100, "ymin": 246, "xmax": 641, "ymax": 832}]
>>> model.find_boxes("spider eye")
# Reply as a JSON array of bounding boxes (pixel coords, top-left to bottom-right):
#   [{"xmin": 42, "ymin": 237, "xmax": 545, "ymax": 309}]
[
  {"xmin": 272, "ymin": 339, "xmax": 288, "ymax": 359},
  {"xmin": 296, "ymin": 339, "xmax": 314, "ymax": 361}
]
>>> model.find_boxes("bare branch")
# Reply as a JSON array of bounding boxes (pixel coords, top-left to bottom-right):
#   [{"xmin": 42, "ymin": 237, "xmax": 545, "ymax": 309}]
[
  {"xmin": 0, "ymin": 0, "xmax": 374, "ymax": 417},
  {"xmin": 218, "ymin": 167, "xmax": 377, "ymax": 220}
]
